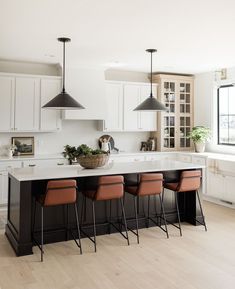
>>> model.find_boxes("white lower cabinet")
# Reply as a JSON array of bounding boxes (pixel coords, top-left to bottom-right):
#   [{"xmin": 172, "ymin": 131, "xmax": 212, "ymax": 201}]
[{"xmin": 0, "ymin": 171, "xmax": 8, "ymax": 205}]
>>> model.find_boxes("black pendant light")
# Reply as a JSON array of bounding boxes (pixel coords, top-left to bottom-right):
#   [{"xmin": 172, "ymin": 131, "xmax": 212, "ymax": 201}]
[
  {"xmin": 134, "ymin": 49, "xmax": 167, "ymax": 111},
  {"xmin": 43, "ymin": 37, "xmax": 85, "ymax": 110}
]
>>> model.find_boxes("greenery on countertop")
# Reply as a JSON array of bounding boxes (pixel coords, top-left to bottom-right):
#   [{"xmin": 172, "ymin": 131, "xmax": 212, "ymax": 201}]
[
  {"xmin": 63, "ymin": 144, "xmax": 108, "ymax": 162},
  {"xmin": 187, "ymin": 126, "xmax": 211, "ymax": 143}
]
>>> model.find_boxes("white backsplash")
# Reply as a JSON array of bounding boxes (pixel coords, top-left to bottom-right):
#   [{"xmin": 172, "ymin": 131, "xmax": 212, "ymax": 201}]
[{"xmin": 0, "ymin": 120, "xmax": 149, "ymax": 156}]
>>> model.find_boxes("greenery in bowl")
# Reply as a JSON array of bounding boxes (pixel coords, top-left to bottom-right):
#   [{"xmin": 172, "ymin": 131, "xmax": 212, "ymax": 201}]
[
  {"xmin": 63, "ymin": 144, "xmax": 108, "ymax": 164},
  {"xmin": 187, "ymin": 126, "xmax": 211, "ymax": 143}
]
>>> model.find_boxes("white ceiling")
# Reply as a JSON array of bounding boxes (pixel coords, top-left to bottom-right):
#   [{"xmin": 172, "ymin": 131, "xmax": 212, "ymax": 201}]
[{"xmin": 1, "ymin": 0, "xmax": 235, "ymax": 74}]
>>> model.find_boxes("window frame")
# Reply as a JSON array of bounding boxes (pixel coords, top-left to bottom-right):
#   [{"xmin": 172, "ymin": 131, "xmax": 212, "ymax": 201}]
[{"xmin": 217, "ymin": 84, "xmax": 235, "ymax": 146}]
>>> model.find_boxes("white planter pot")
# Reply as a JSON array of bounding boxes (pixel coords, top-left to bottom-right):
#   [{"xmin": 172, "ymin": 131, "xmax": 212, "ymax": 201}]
[{"xmin": 194, "ymin": 142, "xmax": 205, "ymax": 153}]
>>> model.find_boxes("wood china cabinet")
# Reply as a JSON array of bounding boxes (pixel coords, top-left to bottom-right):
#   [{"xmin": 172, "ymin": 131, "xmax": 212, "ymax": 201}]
[{"xmin": 152, "ymin": 74, "xmax": 194, "ymax": 151}]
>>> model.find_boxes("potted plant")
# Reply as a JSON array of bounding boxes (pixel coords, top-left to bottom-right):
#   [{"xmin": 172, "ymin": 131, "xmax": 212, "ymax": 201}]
[
  {"xmin": 76, "ymin": 144, "xmax": 109, "ymax": 169},
  {"xmin": 62, "ymin": 145, "xmax": 79, "ymax": 164},
  {"xmin": 188, "ymin": 126, "xmax": 211, "ymax": 153}
]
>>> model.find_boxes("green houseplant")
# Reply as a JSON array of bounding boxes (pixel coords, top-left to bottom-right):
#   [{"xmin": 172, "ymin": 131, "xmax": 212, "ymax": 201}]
[
  {"xmin": 188, "ymin": 126, "xmax": 211, "ymax": 153},
  {"xmin": 76, "ymin": 144, "xmax": 109, "ymax": 169},
  {"xmin": 62, "ymin": 145, "xmax": 79, "ymax": 164}
]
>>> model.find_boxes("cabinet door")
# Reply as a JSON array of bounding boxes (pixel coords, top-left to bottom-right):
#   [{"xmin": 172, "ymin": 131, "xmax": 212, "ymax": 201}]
[
  {"xmin": 103, "ymin": 82, "xmax": 123, "ymax": 131},
  {"xmin": 123, "ymin": 84, "xmax": 139, "ymax": 131},
  {"xmin": 0, "ymin": 171, "xmax": 8, "ymax": 205},
  {"xmin": 0, "ymin": 76, "xmax": 15, "ymax": 131},
  {"xmin": 15, "ymin": 77, "xmax": 40, "ymax": 131},
  {"xmin": 40, "ymin": 79, "xmax": 61, "ymax": 131},
  {"xmin": 139, "ymin": 85, "xmax": 157, "ymax": 131}
]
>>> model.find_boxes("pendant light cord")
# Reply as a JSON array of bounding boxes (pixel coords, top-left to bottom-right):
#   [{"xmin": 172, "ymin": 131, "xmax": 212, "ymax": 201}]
[
  {"xmin": 150, "ymin": 51, "xmax": 153, "ymax": 98},
  {"xmin": 62, "ymin": 40, "xmax": 65, "ymax": 93}
]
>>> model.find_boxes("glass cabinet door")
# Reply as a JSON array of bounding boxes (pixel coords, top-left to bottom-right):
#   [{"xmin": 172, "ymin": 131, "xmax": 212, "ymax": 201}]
[
  {"xmin": 179, "ymin": 82, "xmax": 192, "ymax": 148},
  {"xmin": 163, "ymin": 81, "xmax": 176, "ymax": 148}
]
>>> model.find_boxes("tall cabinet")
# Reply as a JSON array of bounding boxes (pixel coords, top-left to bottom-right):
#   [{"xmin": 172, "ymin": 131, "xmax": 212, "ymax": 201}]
[{"xmin": 152, "ymin": 74, "xmax": 194, "ymax": 151}]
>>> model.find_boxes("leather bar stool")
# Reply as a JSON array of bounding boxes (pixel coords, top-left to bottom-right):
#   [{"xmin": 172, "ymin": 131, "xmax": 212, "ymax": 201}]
[
  {"xmin": 32, "ymin": 179, "xmax": 82, "ymax": 261},
  {"xmin": 125, "ymin": 173, "xmax": 169, "ymax": 243},
  {"xmin": 81, "ymin": 175, "xmax": 129, "ymax": 252},
  {"xmin": 164, "ymin": 170, "xmax": 207, "ymax": 236}
]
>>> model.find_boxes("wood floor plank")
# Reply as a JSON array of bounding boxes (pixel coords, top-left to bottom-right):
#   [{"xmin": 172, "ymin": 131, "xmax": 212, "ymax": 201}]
[{"xmin": 0, "ymin": 201, "xmax": 235, "ymax": 289}]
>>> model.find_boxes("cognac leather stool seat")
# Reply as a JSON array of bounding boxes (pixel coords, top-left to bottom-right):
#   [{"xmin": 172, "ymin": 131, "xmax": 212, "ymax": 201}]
[
  {"xmin": 164, "ymin": 170, "xmax": 207, "ymax": 236},
  {"xmin": 81, "ymin": 175, "xmax": 129, "ymax": 252},
  {"xmin": 32, "ymin": 179, "xmax": 82, "ymax": 262},
  {"xmin": 125, "ymin": 173, "xmax": 169, "ymax": 243}
]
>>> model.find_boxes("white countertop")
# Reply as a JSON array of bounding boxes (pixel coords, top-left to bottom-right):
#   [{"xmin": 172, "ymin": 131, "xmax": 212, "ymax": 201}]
[
  {"xmin": 9, "ymin": 160, "xmax": 204, "ymax": 181},
  {"xmin": 0, "ymin": 154, "xmax": 64, "ymax": 162}
]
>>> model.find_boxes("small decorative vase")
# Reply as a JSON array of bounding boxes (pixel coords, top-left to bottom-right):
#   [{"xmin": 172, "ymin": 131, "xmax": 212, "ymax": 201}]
[
  {"xmin": 194, "ymin": 142, "xmax": 205, "ymax": 153},
  {"xmin": 8, "ymin": 149, "xmax": 14, "ymax": 159}
]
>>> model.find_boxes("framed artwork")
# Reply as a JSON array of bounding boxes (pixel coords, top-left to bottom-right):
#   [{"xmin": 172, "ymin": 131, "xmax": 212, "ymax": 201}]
[{"xmin": 12, "ymin": 137, "xmax": 35, "ymax": 155}]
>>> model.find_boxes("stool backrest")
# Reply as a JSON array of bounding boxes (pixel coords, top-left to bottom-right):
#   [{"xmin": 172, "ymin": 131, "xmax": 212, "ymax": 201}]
[
  {"xmin": 44, "ymin": 179, "xmax": 77, "ymax": 206},
  {"xmin": 177, "ymin": 170, "xmax": 201, "ymax": 192},
  {"xmin": 138, "ymin": 173, "xmax": 163, "ymax": 196},
  {"xmin": 96, "ymin": 176, "xmax": 124, "ymax": 201}
]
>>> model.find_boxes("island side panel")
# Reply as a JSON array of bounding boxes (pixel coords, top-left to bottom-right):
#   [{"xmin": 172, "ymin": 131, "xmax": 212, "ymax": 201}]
[{"xmin": 5, "ymin": 175, "xmax": 33, "ymax": 256}]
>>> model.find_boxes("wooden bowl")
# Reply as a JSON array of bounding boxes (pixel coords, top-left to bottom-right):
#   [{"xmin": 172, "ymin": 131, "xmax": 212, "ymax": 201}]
[{"xmin": 77, "ymin": 154, "xmax": 109, "ymax": 169}]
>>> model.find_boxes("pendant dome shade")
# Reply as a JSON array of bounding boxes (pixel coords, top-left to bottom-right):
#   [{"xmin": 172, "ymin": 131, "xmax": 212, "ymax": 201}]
[
  {"xmin": 42, "ymin": 37, "xmax": 85, "ymax": 110},
  {"xmin": 133, "ymin": 96, "xmax": 168, "ymax": 111},
  {"xmin": 42, "ymin": 91, "xmax": 85, "ymax": 110},
  {"xmin": 134, "ymin": 49, "xmax": 167, "ymax": 112}
]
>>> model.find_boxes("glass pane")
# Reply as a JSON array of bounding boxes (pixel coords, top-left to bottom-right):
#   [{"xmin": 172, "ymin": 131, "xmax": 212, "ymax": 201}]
[
  {"xmin": 170, "ymin": 117, "xmax": 175, "ymax": 126},
  {"xmin": 164, "ymin": 128, "xmax": 169, "ymax": 137},
  {"xmin": 169, "ymin": 94, "xmax": 175, "ymax": 102},
  {"xmin": 164, "ymin": 138, "xmax": 169, "ymax": 148},
  {"xmin": 180, "ymin": 128, "xmax": 185, "ymax": 137},
  {"xmin": 180, "ymin": 94, "xmax": 185, "ymax": 103},
  {"xmin": 186, "ymin": 94, "xmax": 190, "ymax": 103},
  {"xmin": 180, "ymin": 83, "xmax": 185, "ymax": 92},
  {"xmin": 180, "ymin": 104, "xmax": 185, "ymax": 113},
  {"xmin": 219, "ymin": 87, "xmax": 229, "ymax": 115},
  {"xmin": 219, "ymin": 115, "xmax": 229, "ymax": 143},
  {"xmin": 186, "ymin": 139, "xmax": 191, "ymax": 147},
  {"xmin": 229, "ymin": 115, "xmax": 235, "ymax": 144},
  {"xmin": 170, "ymin": 138, "xmax": 175, "ymax": 148},
  {"xmin": 164, "ymin": 117, "xmax": 169, "ymax": 126},
  {"xmin": 186, "ymin": 117, "xmax": 190, "ymax": 126},
  {"xmin": 180, "ymin": 117, "xmax": 185, "ymax": 126},
  {"xmin": 180, "ymin": 138, "xmax": 185, "ymax": 147},
  {"xmin": 170, "ymin": 82, "xmax": 175, "ymax": 92},
  {"xmin": 170, "ymin": 104, "xmax": 175, "ymax": 113},
  {"xmin": 228, "ymin": 87, "xmax": 235, "ymax": 114},
  {"xmin": 186, "ymin": 83, "xmax": 190, "ymax": 93},
  {"xmin": 170, "ymin": 128, "xmax": 175, "ymax": 137},
  {"xmin": 164, "ymin": 93, "xmax": 169, "ymax": 102},
  {"xmin": 186, "ymin": 104, "xmax": 190, "ymax": 113}
]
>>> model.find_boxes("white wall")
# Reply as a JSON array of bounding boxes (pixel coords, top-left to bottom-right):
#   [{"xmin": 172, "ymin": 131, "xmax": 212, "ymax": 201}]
[
  {"xmin": 194, "ymin": 67, "xmax": 235, "ymax": 154},
  {"xmin": 105, "ymin": 69, "xmax": 149, "ymax": 82},
  {"xmin": 0, "ymin": 121, "xmax": 149, "ymax": 155}
]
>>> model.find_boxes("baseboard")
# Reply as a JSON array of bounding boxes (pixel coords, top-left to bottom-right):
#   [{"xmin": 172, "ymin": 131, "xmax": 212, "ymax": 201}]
[{"xmin": 203, "ymin": 195, "xmax": 235, "ymax": 209}]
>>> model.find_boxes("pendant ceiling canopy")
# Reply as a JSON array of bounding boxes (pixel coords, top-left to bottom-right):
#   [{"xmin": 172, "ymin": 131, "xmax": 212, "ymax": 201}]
[
  {"xmin": 43, "ymin": 37, "xmax": 85, "ymax": 110},
  {"xmin": 134, "ymin": 49, "xmax": 167, "ymax": 112}
]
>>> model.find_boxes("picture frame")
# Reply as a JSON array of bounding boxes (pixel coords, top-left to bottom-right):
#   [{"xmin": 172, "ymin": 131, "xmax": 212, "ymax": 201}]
[{"xmin": 12, "ymin": 137, "xmax": 35, "ymax": 156}]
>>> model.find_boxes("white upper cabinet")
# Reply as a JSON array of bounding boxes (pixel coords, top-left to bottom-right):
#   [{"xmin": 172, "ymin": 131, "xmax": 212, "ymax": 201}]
[
  {"xmin": 123, "ymin": 84, "xmax": 140, "ymax": 131},
  {"xmin": 102, "ymin": 82, "xmax": 123, "ymax": 131},
  {"xmin": 100, "ymin": 81, "xmax": 157, "ymax": 132},
  {"xmin": 0, "ymin": 76, "xmax": 15, "ymax": 131},
  {"xmin": 40, "ymin": 78, "xmax": 61, "ymax": 131},
  {"xmin": 15, "ymin": 77, "xmax": 40, "ymax": 131},
  {"xmin": 139, "ymin": 85, "xmax": 157, "ymax": 131},
  {"xmin": 0, "ymin": 73, "xmax": 61, "ymax": 132}
]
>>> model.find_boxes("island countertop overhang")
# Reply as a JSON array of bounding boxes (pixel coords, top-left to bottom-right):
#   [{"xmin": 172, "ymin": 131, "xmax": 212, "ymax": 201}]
[{"xmin": 8, "ymin": 160, "xmax": 205, "ymax": 182}]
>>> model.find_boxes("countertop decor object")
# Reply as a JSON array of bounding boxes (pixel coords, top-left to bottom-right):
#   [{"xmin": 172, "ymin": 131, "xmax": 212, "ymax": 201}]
[
  {"xmin": 133, "ymin": 49, "xmax": 167, "ymax": 111},
  {"xmin": 187, "ymin": 126, "xmax": 211, "ymax": 153},
  {"xmin": 62, "ymin": 145, "xmax": 79, "ymax": 164},
  {"xmin": 98, "ymin": 135, "xmax": 119, "ymax": 153},
  {"xmin": 12, "ymin": 137, "xmax": 34, "ymax": 156},
  {"xmin": 77, "ymin": 144, "xmax": 109, "ymax": 169},
  {"xmin": 42, "ymin": 37, "xmax": 85, "ymax": 110}
]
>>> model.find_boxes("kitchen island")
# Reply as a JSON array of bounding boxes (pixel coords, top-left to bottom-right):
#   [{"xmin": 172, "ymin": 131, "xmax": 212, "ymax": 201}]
[{"xmin": 6, "ymin": 160, "xmax": 205, "ymax": 256}]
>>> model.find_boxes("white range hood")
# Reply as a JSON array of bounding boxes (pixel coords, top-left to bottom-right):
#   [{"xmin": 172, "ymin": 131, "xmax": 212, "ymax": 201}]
[{"xmin": 62, "ymin": 67, "xmax": 106, "ymax": 120}]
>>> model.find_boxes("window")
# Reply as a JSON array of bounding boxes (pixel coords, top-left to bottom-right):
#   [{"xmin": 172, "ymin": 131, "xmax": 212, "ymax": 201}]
[{"xmin": 218, "ymin": 85, "xmax": 235, "ymax": 145}]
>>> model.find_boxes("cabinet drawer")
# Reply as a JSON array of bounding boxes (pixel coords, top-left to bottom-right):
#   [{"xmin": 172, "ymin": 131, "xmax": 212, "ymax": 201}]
[
  {"xmin": 192, "ymin": 156, "xmax": 206, "ymax": 165},
  {"xmin": 0, "ymin": 161, "xmax": 22, "ymax": 170},
  {"xmin": 178, "ymin": 155, "xmax": 192, "ymax": 163},
  {"xmin": 110, "ymin": 155, "xmax": 145, "ymax": 163},
  {"xmin": 23, "ymin": 159, "xmax": 68, "ymax": 168}
]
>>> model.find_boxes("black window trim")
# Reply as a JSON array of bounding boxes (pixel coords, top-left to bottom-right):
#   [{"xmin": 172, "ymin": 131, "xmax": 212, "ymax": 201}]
[{"xmin": 217, "ymin": 84, "xmax": 235, "ymax": 146}]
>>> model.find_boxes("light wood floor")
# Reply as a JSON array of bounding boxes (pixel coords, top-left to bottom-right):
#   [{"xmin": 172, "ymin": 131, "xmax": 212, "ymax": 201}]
[{"xmin": 0, "ymin": 201, "xmax": 235, "ymax": 289}]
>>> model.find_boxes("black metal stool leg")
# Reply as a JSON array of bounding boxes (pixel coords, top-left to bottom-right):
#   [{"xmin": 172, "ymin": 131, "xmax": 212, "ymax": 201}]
[
  {"xmin": 66, "ymin": 204, "xmax": 69, "ymax": 241},
  {"xmin": 196, "ymin": 190, "xmax": 207, "ymax": 231},
  {"xmin": 175, "ymin": 191, "xmax": 182, "ymax": 236},
  {"xmin": 32, "ymin": 199, "xmax": 37, "ymax": 237},
  {"xmin": 159, "ymin": 194, "xmax": 169, "ymax": 238},
  {"xmin": 74, "ymin": 203, "xmax": 83, "ymax": 254},
  {"xmin": 109, "ymin": 200, "xmax": 112, "ymax": 234},
  {"xmin": 147, "ymin": 195, "xmax": 150, "ymax": 228},
  {"xmin": 133, "ymin": 196, "xmax": 139, "ymax": 244},
  {"xmin": 120, "ymin": 198, "xmax": 129, "ymax": 246},
  {"xmin": 41, "ymin": 206, "xmax": 44, "ymax": 262},
  {"xmin": 92, "ymin": 200, "xmax": 97, "ymax": 252}
]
